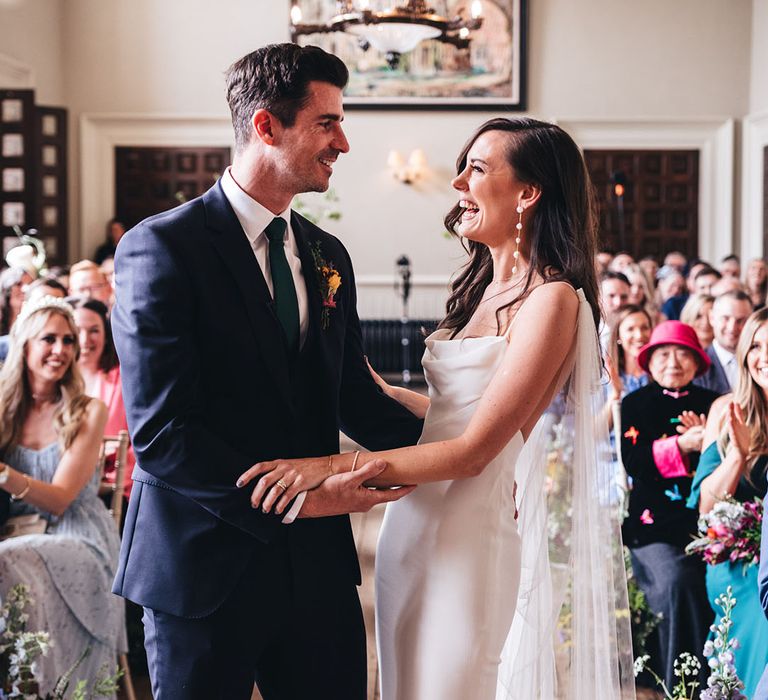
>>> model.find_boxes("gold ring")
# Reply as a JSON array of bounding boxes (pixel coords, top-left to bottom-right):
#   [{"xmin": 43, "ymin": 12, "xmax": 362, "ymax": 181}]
[{"xmin": 276, "ymin": 479, "xmax": 288, "ymax": 491}]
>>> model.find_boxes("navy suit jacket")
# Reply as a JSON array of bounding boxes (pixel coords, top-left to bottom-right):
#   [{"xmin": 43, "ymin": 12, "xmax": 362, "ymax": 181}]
[
  {"xmin": 693, "ymin": 344, "xmax": 731, "ymax": 396},
  {"xmin": 111, "ymin": 182, "xmax": 423, "ymax": 617}
]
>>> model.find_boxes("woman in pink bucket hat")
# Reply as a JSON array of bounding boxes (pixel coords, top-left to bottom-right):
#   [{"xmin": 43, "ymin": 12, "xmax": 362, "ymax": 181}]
[{"xmin": 621, "ymin": 320, "xmax": 719, "ymax": 690}]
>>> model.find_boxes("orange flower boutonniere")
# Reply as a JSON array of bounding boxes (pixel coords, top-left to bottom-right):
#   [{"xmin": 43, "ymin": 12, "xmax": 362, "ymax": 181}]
[{"xmin": 309, "ymin": 242, "xmax": 342, "ymax": 329}]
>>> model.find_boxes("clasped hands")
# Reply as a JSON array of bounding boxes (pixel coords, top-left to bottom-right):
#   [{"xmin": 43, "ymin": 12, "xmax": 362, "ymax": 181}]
[{"xmin": 236, "ymin": 454, "xmax": 414, "ymax": 518}]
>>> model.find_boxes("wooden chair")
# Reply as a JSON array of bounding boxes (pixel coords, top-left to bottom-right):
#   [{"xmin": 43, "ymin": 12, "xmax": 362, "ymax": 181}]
[
  {"xmin": 98, "ymin": 430, "xmax": 137, "ymax": 700},
  {"xmin": 98, "ymin": 431, "xmax": 129, "ymax": 527}
]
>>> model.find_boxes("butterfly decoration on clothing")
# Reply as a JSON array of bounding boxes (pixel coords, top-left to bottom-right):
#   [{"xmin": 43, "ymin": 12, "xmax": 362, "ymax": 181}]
[
  {"xmin": 640, "ymin": 509, "xmax": 654, "ymax": 525},
  {"xmin": 664, "ymin": 484, "xmax": 683, "ymax": 502},
  {"xmin": 624, "ymin": 426, "xmax": 639, "ymax": 445},
  {"xmin": 662, "ymin": 389, "xmax": 689, "ymax": 399}
]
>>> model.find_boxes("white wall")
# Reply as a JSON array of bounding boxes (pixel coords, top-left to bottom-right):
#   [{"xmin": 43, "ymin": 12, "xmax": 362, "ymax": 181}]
[
  {"xmin": 0, "ymin": 0, "xmax": 64, "ymax": 103},
  {"xmin": 0, "ymin": 0, "xmax": 758, "ymax": 312},
  {"xmin": 750, "ymin": 0, "xmax": 768, "ymax": 115}
]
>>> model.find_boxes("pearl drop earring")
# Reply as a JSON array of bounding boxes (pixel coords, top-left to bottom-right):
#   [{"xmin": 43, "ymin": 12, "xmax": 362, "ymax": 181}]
[{"xmin": 513, "ymin": 205, "xmax": 523, "ymax": 274}]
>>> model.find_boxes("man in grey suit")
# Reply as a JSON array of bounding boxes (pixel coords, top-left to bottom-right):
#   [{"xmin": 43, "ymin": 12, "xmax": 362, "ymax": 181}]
[{"xmin": 694, "ymin": 290, "xmax": 752, "ymax": 395}]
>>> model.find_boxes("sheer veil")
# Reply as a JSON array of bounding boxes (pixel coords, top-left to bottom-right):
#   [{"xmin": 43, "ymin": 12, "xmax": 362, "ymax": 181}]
[{"xmin": 496, "ymin": 288, "xmax": 636, "ymax": 699}]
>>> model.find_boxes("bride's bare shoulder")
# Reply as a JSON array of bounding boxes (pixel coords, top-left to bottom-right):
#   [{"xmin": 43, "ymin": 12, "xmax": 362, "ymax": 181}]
[{"xmin": 524, "ymin": 279, "xmax": 579, "ymax": 316}]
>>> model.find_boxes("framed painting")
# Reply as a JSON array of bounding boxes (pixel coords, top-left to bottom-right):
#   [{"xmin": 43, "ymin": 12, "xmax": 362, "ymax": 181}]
[{"xmin": 291, "ymin": 0, "xmax": 527, "ymax": 110}]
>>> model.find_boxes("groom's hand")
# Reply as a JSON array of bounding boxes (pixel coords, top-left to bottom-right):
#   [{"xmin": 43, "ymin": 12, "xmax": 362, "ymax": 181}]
[{"xmin": 299, "ymin": 459, "xmax": 415, "ymax": 518}]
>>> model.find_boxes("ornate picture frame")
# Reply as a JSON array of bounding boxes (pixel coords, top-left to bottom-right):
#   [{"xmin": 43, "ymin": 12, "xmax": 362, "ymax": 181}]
[{"xmin": 291, "ymin": 0, "xmax": 527, "ymax": 110}]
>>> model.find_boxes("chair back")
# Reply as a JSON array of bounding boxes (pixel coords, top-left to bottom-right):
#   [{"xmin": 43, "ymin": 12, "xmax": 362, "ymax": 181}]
[{"xmin": 98, "ymin": 430, "xmax": 130, "ymax": 526}]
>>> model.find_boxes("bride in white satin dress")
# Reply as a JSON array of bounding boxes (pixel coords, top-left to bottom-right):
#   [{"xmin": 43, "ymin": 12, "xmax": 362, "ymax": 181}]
[{"xmin": 243, "ymin": 118, "xmax": 635, "ymax": 700}]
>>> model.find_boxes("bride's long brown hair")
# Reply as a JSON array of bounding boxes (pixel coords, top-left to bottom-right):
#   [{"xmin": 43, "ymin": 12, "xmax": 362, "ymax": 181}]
[{"xmin": 440, "ymin": 118, "xmax": 601, "ymax": 336}]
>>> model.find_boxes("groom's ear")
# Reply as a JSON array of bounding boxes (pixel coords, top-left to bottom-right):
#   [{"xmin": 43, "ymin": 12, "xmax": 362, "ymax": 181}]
[{"xmin": 251, "ymin": 109, "xmax": 278, "ymax": 145}]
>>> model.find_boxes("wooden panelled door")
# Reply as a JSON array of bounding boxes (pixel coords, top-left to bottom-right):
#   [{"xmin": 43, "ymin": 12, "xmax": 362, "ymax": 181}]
[
  {"xmin": 115, "ymin": 146, "xmax": 231, "ymax": 228},
  {"xmin": 584, "ymin": 149, "xmax": 699, "ymax": 260}
]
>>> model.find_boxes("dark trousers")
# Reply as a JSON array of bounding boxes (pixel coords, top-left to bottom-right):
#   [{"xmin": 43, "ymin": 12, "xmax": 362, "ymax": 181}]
[
  {"xmin": 630, "ymin": 542, "xmax": 713, "ymax": 691},
  {"xmin": 142, "ymin": 546, "xmax": 367, "ymax": 700}
]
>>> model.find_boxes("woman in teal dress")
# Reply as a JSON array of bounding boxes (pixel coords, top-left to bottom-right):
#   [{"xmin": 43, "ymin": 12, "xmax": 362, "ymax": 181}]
[{"xmin": 687, "ymin": 306, "xmax": 768, "ymax": 698}]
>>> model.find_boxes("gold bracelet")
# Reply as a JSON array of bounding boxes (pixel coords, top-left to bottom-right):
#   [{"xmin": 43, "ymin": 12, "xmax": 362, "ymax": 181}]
[
  {"xmin": 350, "ymin": 450, "xmax": 361, "ymax": 472},
  {"xmin": 11, "ymin": 475, "xmax": 31, "ymax": 501}
]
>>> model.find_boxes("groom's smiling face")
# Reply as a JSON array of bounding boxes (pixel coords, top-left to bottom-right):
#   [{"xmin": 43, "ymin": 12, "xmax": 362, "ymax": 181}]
[{"xmin": 275, "ymin": 81, "xmax": 350, "ymax": 195}]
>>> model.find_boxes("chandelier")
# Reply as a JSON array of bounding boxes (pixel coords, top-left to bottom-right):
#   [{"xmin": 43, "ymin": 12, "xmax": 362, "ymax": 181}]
[{"xmin": 290, "ymin": 1, "xmax": 484, "ymax": 69}]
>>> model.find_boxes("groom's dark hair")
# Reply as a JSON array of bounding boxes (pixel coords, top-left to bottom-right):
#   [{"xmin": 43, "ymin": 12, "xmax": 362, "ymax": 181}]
[{"xmin": 225, "ymin": 43, "xmax": 349, "ymax": 151}]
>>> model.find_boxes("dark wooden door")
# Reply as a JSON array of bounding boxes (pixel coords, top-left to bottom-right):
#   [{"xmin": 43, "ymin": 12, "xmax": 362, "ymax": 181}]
[
  {"xmin": 115, "ymin": 146, "xmax": 231, "ymax": 228},
  {"xmin": 584, "ymin": 149, "xmax": 699, "ymax": 260}
]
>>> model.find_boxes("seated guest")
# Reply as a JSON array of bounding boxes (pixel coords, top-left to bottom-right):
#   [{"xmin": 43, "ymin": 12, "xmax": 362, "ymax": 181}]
[
  {"xmin": 680, "ymin": 293, "xmax": 715, "ymax": 349},
  {"xmin": 745, "ymin": 257, "xmax": 767, "ymax": 309},
  {"xmin": 658, "ymin": 266, "xmax": 687, "ymax": 320},
  {"xmin": 599, "ymin": 271, "xmax": 630, "ymax": 348},
  {"xmin": 625, "ymin": 263, "xmax": 663, "ymax": 324},
  {"xmin": 606, "ymin": 304, "xmax": 652, "ymax": 408},
  {"xmin": 94, "ymin": 218, "xmax": 126, "ymax": 266},
  {"xmin": 608, "ymin": 251, "xmax": 635, "ymax": 273},
  {"xmin": 710, "ymin": 275, "xmax": 747, "ymax": 298},
  {"xmin": 664, "ymin": 250, "xmax": 688, "ymax": 272},
  {"xmin": 621, "ymin": 321, "xmax": 718, "ymax": 691},
  {"xmin": 687, "ymin": 307, "xmax": 768, "ymax": 698},
  {"xmin": 68, "ymin": 260, "xmax": 113, "ymax": 308},
  {"xmin": 719, "ymin": 253, "xmax": 741, "ymax": 280},
  {"xmin": 0, "ymin": 266, "xmax": 31, "ymax": 335},
  {"xmin": 691, "ymin": 266, "xmax": 721, "ymax": 296},
  {"xmin": 0, "ymin": 296, "xmax": 126, "ymax": 694},
  {"xmin": 595, "ymin": 248, "xmax": 615, "ymax": 274},
  {"xmin": 639, "ymin": 255, "xmax": 659, "ymax": 285},
  {"xmin": 695, "ymin": 290, "xmax": 752, "ymax": 395},
  {"xmin": 0, "ymin": 276, "xmax": 68, "ymax": 363},
  {"xmin": 71, "ymin": 297, "xmax": 135, "ymax": 501}
]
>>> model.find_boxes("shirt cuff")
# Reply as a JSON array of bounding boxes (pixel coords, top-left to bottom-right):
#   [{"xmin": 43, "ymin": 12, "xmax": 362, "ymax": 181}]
[
  {"xmin": 652, "ymin": 435, "xmax": 690, "ymax": 478},
  {"xmin": 281, "ymin": 491, "xmax": 306, "ymax": 524}
]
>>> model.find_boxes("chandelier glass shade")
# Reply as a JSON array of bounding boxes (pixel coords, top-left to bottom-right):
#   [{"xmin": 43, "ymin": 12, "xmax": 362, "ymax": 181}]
[{"xmin": 290, "ymin": 1, "xmax": 483, "ymax": 67}]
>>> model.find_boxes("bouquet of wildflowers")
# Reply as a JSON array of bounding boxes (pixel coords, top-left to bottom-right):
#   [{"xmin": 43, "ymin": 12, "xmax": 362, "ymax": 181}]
[
  {"xmin": 0, "ymin": 584, "xmax": 121, "ymax": 699},
  {"xmin": 634, "ymin": 585, "xmax": 745, "ymax": 700},
  {"xmin": 685, "ymin": 496, "xmax": 762, "ymax": 569}
]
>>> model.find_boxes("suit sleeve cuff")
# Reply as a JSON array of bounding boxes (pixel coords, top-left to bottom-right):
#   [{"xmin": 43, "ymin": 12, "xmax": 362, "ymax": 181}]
[
  {"xmin": 281, "ymin": 491, "xmax": 306, "ymax": 524},
  {"xmin": 652, "ymin": 435, "xmax": 690, "ymax": 478}
]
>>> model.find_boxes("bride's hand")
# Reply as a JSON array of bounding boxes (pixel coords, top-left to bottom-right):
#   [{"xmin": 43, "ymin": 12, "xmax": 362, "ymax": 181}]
[
  {"xmin": 366, "ymin": 356, "xmax": 394, "ymax": 397},
  {"xmin": 236, "ymin": 456, "xmax": 334, "ymax": 514}
]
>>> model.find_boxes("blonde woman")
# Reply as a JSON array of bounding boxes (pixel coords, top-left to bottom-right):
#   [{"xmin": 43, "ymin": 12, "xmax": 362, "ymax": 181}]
[
  {"xmin": 680, "ymin": 293, "xmax": 715, "ymax": 349},
  {"xmin": 0, "ymin": 296, "xmax": 125, "ymax": 696},
  {"xmin": 687, "ymin": 307, "xmax": 768, "ymax": 696}
]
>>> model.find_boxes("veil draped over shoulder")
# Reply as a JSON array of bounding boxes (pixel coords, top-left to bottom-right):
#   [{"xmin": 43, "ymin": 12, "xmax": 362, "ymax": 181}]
[{"xmin": 496, "ymin": 289, "xmax": 636, "ymax": 699}]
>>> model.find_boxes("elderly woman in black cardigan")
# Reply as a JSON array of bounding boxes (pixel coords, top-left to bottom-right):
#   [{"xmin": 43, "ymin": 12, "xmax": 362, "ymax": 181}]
[{"xmin": 621, "ymin": 320, "xmax": 719, "ymax": 690}]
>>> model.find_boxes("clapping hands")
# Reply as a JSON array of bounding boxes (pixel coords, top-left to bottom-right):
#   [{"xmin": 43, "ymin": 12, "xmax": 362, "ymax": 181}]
[{"xmin": 675, "ymin": 410, "xmax": 707, "ymax": 454}]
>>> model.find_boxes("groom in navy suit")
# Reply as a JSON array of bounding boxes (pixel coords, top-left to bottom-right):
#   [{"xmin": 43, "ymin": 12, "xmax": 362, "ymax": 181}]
[{"xmin": 111, "ymin": 44, "xmax": 423, "ymax": 700}]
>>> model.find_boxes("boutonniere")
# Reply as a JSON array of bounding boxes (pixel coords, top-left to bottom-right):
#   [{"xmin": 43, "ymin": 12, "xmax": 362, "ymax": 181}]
[{"xmin": 309, "ymin": 242, "xmax": 341, "ymax": 329}]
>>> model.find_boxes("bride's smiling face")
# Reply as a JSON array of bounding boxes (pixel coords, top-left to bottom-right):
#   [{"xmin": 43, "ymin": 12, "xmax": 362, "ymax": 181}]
[{"xmin": 451, "ymin": 131, "xmax": 527, "ymax": 245}]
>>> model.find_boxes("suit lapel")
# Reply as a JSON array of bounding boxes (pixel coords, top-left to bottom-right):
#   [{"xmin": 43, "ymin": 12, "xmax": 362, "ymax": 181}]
[
  {"xmin": 203, "ymin": 183, "xmax": 294, "ymax": 411},
  {"xmin": 292, "ymin": 213, "xmax": 323, "ymax": 347}
]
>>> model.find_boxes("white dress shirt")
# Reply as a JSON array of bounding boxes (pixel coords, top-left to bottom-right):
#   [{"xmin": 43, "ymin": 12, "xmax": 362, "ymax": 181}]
[
  {"xmin": 220, "ymin": 168, "xmax": 307, "ymax": 523},
  {"xmin": 712, "ymin": 340, "xmax": 737, "ymax": 389},
  {"xmin": 220, "ymin": 168, "xmax": 309, "ymax": 346}
]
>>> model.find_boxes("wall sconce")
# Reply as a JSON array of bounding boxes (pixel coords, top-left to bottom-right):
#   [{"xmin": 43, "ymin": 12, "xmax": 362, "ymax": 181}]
[{"xmin": 387, "ymin": 149, "xmax": 427, "ymax": 185}]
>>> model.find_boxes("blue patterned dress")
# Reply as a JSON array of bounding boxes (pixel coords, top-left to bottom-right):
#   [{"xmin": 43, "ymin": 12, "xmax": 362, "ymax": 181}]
[{"xmin": 0, "ymin": 443, "xmax": 126, "ymax": 698}]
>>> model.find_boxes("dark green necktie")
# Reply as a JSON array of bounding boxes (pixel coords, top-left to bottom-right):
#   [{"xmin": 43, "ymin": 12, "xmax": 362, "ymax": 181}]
[{"xmin": 264, "ymin": 217, "xmax": 299, "ymax": 353}]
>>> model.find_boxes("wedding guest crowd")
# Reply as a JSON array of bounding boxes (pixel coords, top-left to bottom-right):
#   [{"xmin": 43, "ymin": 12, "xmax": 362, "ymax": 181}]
[{"xmin": 598, "ymin": 248, "xmax": 768, "ymax": 695}]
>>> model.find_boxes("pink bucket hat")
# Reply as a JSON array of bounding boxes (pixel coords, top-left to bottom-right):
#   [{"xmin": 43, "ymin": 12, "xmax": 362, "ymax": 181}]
[{"xmin": 637, "ymin": 320, "xmax": 711, "ymax": 377}]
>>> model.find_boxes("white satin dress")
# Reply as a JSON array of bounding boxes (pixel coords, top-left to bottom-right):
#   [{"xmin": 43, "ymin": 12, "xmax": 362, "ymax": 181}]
[{"xmin": 375, "ymin": 330, "xmax": 522, "ymax": 700}]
